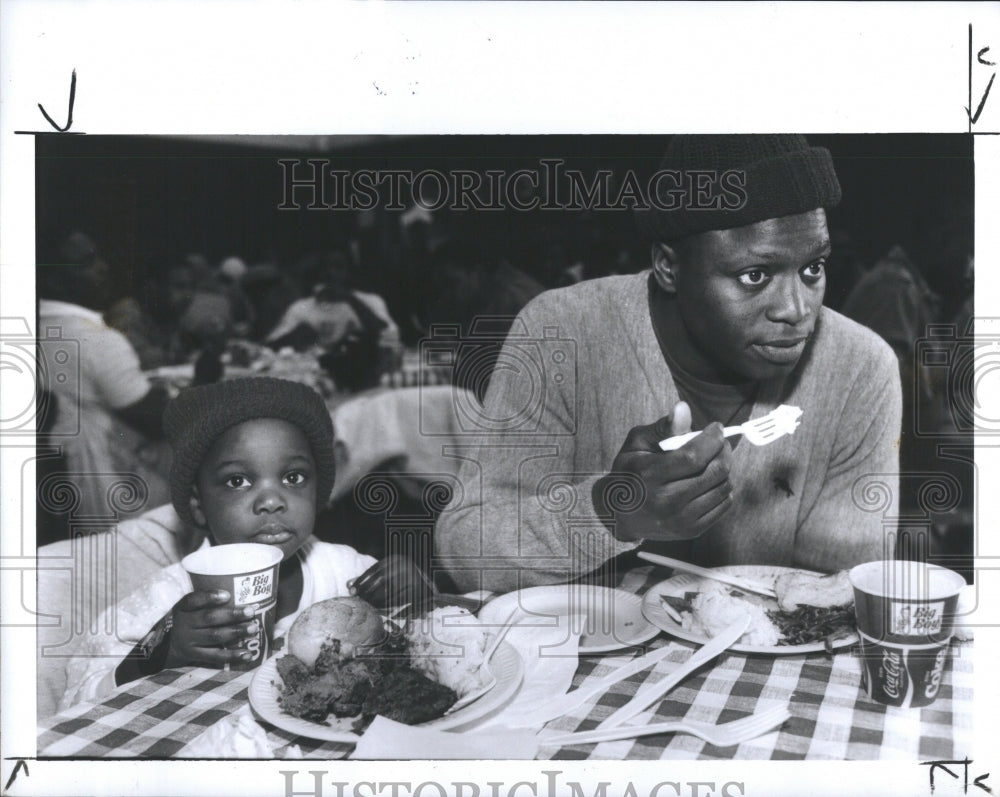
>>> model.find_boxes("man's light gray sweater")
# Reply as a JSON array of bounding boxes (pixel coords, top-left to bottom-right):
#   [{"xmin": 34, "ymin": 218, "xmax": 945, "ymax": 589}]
[{"xmin": 435, "ymin": 272, "xmax": 902, "ymax": 593}]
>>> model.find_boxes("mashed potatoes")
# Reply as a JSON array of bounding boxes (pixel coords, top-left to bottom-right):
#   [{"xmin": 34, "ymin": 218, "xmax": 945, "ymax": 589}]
[
  {"xmin": 680, "ymin": 583, "xmax": 782, "ymax": 646},
  {"xmin": 405, "ymin": 606, "xmax": 490, "ymax": 697}
]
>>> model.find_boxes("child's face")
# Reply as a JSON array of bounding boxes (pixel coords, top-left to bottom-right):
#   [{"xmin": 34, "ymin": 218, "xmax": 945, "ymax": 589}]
[{"xmin": 191, "ymin": 418, "xmax": 317, "ymax": 560}]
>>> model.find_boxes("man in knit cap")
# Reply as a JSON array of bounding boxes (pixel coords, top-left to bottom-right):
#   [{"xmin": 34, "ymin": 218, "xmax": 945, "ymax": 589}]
[{"xmin": 436, "ymin": 135, "xmax": 902, "ymax": 593}]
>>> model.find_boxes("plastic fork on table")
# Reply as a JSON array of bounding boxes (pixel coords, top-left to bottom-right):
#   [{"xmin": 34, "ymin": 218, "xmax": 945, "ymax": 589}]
[
  {"xmin": 637, "ymin": 551, "xmax": 778, "ymax": 599},
  {"xmin": 506, "ymin": 638, "xmax": 686, "ymax": 729},
  {"xmin": 445, "ymin": 608, "xmax": 519, "ymax": 713},
  {"xmin": 597, "ymin": 615, "xmax": 750, "ymax": 729},
  {"xmin": 538, "ymin": 704, "xmax": 791, "ymax": 748},
  {"xmin": 659, "ymin": 405, "xmax": 803, "ymax": 451}
]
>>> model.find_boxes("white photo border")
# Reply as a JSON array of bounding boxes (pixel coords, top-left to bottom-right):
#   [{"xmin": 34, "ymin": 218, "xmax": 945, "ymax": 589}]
[{"xmin": 2, "ymin": 2, "xmax": 998, "ymax": 796}]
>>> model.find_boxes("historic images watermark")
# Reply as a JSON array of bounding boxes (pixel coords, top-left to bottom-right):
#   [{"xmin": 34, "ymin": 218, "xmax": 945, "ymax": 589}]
[
  {"xmin": 2, "ymin": 315, "xmax": 154, "ymax": 656},
  {"xmin": 418, "ymin": 320, "xmax": 578, "ymax": 436},
  {"xmin": 912, "ymin": 318, "xmax": 1000, "ymax": 438},
  {"xmin": 0, "ymin": 316, "xmax": 78, "ymax": 438},
  {"xmin": 279, "ymin": 769, "xmax": 748, "ymax": 797},
  {"xmin": 277, "ymin": 159, "xmax": 749, "ymax": 213}
]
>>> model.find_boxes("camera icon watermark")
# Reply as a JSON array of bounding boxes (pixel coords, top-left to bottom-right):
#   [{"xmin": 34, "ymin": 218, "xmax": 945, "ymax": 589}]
[
  {"xmin": 0, "ymin": 317, "xmax": 80, "ymax": 437},
  {"xmin": 913, "ymin": 317, "xmax": 1000, "ymax": 437},
  {"xmin": 418, "ymin": 318, "xmax": 578, "ymax": 436}
]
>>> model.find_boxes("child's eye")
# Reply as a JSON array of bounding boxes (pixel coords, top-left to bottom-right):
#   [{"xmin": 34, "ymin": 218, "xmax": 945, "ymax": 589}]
[
  {"xmin": 224, "ymin": 475, "xmax": 250, "ymax": 489},
  {"xmin": 737, "ymin": 269, "xmax": 769, "ymax": 288},
  {"xmin": 284, "ymin": 471, "xmax": 308, "ymax": 486}
]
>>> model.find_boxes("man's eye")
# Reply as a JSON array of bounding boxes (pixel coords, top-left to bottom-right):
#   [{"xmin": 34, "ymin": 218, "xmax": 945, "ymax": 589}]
[
  {"xmin": 737, "ymin": 269, "xmax": 769, "ymax": 287},
  {"xmin": 802, "ymin": 259, "xmax": 826, "ymax": 280},
  {"xmin": 284, "ymin": 471, "xmax": 307, "ymax": 486},
  {"xmin": 225, "ymin": 475, "xmax": 249, "ymax": 489}
]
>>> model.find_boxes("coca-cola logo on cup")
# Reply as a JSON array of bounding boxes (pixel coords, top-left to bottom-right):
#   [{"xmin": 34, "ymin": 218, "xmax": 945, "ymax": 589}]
[
  {"xmin": 883, "ymin": 647, "xmax": 904, "ymax": 700},
  {"xmin": 925, "ymin": 646, "xmax": 948, "ymax": 699}
]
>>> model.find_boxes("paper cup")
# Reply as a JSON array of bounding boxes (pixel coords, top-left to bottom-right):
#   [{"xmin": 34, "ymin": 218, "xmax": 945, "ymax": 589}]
[
  {"xmin": 849, "ymin": 559, "xmax": 965, "ymax": 707},
  {"xmin": 182, "ymin": 543, "xmax": 283, "ymax": 670}
]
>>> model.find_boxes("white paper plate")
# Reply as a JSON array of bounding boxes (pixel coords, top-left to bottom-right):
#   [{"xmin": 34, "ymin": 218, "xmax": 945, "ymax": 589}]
[
  {"xmin": 248, "ymin": 642, "xmax": 523, "ymax": 743},
  {"xmin": 641, "ymin": 565, "xmax": 858, "ymax": 655},
  {"xmin": 478, "ymin": 585, "xmax": 660, "ymax": 653}
]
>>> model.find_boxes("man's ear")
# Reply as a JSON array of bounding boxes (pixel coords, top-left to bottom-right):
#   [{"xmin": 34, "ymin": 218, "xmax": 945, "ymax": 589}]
[
  {"xmin": 651, "ymin": 242, "xmax": 681, "ymax": 294},
  {"xmin": 189, "ymin": 486, "xmax": 208, "ymax": 529}
]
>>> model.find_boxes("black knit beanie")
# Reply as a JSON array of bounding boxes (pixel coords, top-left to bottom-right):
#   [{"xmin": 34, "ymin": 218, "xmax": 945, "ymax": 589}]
[
  {"xmin": 163, "ymin": 377, "xmax": 336, "ymax": 527},
  {"xmin": 635, "ymin": 134, "xmax": 841, "ymax": 242}
]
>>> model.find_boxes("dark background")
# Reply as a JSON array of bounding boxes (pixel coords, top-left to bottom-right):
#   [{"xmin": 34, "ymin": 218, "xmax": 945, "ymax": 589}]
[{"xmin": 35, "ymin": 133, "xmax": 975, "ymax": 329}]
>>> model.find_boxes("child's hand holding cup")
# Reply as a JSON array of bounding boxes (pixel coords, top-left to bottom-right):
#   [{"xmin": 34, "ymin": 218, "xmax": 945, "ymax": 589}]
[{"xmin": 178, "ymin": 543, "xmax": 284, "ymax": 671}]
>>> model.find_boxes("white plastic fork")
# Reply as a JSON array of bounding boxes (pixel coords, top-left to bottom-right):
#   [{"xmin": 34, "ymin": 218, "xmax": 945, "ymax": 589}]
[
  {"xmin": 597, "ymin": 616, "xmax": 749, "ymax": 729},
  {"xmin": 638, "ymin": 551, "xmax": 778, "ymax": 599},
  {"xmin": 538, "ymin": 704, "xmax": 791, "ymax": 748},
  {"xmin": 659, "ymin": 405, "xmax": 803, "ymax": 451},
  {"xmin": 445, "ymin": 609, "xmax": 519, "ymax": 713}
]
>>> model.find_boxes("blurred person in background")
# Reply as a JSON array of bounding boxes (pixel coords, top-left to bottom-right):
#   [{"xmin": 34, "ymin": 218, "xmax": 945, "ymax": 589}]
[
  {"xmin": 105, "ymin": 296, "xmax": 170, "ymax": 371},
  {"xmin": 241, "ymin": 261, "xmax": 303, "ymax": 342},
  {"xmin": 267, "ymin": 249, "xmax": 400, "ymax": 392},
  {"xmin": 37, "ymin": 232, "xmax": 172, "ymax": 542},
  {"xmin": 840, "ymin": 239, "xmax": 943, "ymax": 524},
  {"xmin": 216, "ymin": 255, "xmax": 255, "ymax": 339},
  {"xmin": 841, "ymin": 243, "xmax": 941, "ymax": 364},
  {"xmin": 793, "ymin": 200, "xmax": 971, "ymax": 575},
  {"xmin": 162, "ymin": 254, "xmax": 256, "ymax": 363},
  {"xmin": 181, "ymin": 255, "xmax": 257, "ymax": 386},
  {"xmin": 160, "ymin": 257, "xmax": 226, "ymax": 362},
  {"xmin": 416, "ymin": 238, "xmax": 545, "ymax": 402}
]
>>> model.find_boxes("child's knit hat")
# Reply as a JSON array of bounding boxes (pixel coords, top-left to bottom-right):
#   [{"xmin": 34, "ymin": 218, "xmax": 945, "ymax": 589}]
[{"xmin": 163, "ymin": 377, "xmax": 336, "ymax": 527}]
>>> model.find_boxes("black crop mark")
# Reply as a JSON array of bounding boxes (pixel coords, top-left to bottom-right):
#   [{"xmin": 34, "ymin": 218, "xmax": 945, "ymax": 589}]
[{"xmin": 38, "ymin": 69, "xmax": 76, "ymax": 132}]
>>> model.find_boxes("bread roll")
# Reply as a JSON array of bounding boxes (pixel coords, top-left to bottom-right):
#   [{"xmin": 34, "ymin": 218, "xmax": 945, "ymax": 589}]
[
  {"xmin": 775, "ymin": 570, "xmax": 853, "ymax": 611},
  {"xmin": 287, "ymin": 596, "xmax": 386, "ymax": 668}
]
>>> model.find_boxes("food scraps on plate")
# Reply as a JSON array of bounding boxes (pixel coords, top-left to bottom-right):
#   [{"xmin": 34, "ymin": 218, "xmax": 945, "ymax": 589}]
[
  {"xmin": 661, "ymin": 569, "xmax": 857, "ymax": 651},
  {"xmin": 273, "ymin": 597, "xmax": 492, "ymax": 731}
]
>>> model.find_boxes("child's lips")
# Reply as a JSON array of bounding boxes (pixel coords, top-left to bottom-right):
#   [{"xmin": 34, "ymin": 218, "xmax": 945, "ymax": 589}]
[{"xmin": 254, "ymin": 525, "xmax": 295, "ymax": 544}]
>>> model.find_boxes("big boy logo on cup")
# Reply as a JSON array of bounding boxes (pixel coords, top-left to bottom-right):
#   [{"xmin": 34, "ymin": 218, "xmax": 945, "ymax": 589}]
[
  {"xmin": 850, "ymin": 560, "xmax": 964, "ymax": 645},
  {"xmin": 234, "ymin": 570, "xmax": 275, "ymax": 605},
  {"xmin": 889, "ymin": 600, "xmax": 945, "ymax": 636}
]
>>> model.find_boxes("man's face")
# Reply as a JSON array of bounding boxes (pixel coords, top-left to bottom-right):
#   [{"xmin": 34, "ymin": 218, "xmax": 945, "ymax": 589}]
[
  {"xmin": 192, "ymin": 418, "xmax": 317, "ymax": 561},
  {"xmin": 663, "ymin": 208, "xmax": 831, "ymax": 382}
]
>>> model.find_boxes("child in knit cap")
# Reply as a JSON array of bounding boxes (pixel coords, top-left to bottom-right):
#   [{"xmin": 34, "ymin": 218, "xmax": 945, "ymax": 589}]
[{"xmin": 59, "ymin": 377, "xmax": 376, "ymax": 709}]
